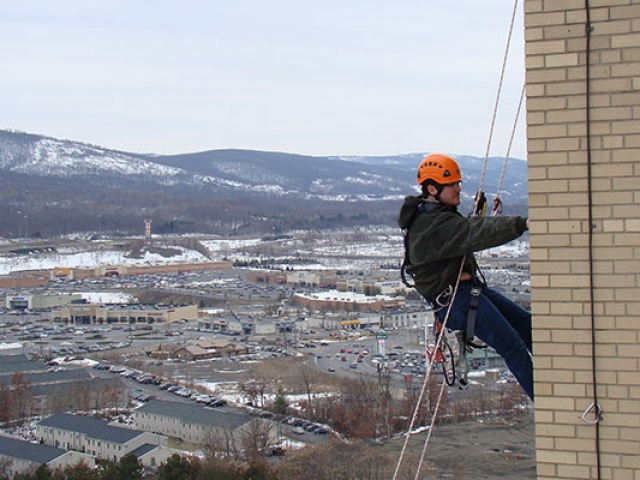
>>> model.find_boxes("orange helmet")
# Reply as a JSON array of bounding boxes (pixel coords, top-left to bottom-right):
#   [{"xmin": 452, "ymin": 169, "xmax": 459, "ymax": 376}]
[{"xmin": 416, "ymin": 153, "xmax": 462, "ymax": 185}]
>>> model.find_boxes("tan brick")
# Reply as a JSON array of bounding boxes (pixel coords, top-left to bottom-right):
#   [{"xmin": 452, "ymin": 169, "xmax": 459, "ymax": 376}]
[
  {"xmin": 590, "ymin": 77, "xmax": 634, "ymax": 93},
  {"xmin": 591, "ymin": 162, "xmax": 633, "ymax": 177},
  {"xmin": 526, "ymin": 11, "xmax": 567, "ymax": 27},
  {"xmin": 565, "ymin": 9, "xmax": 588, "ymax": 25},
  {"xmin": 594, "ymin": 19, "xmax": 633, "ymax": 37},
  {"xmin": 621, "ymin": 455, "xmax": 640, "ymax": 470},
  {"xmin": 546, "ymin": 108, "xmax": 587, "ymax": 124},
  {"xmin": 527, "ymin": 137, "xmax": 548, "ymax": 152},
  {"xmin": 547, "ymin": 137, "xmax": 582, "ymax": 151},
  {"xmin": 611, "ymin": 33, "xmax": 640, "ymax": 48},
  {"xmin": 544, "ymin": 23, "xmax": 591, "ymax": 40},
  {"xmin": 536, "ymin": 448, "xmax": 578, "ymax": 465},
  {"xmin": 529, "ymin": 150, "xmax": 570, "ymax": 165},
  {"xmin": 547, "ymin": 52, "xmax": 580, "ymax": 67},
  {"xmin": 549, "ymin": 275, "xmax": 589, "ymax": 288},
  {"xmin": 538, "ymin": 421, "xmax": 577, "ymax": 440},
  {"xmin": 536, "ymin": 370, "xmax": 575, "ymax": 384},
  {"xmin": 548, "ymin": 220, "xmax": 583, "ymax": 234},
  {"xmin": 614, "ymin": 234, "xmax": 640, "ymax": 247},
  {"xmin": 526, "ymin": 53, "xmax": 547, "ymax": 70},
  {"xmin": 611, "ymin": 5, "xmax": 640, "ymax": 20},
  {"xmin": 611, "ymin": 119, "xmax": 640, "ymax": 134},
  {"xmin": 625, "ymin": 219, "xmax": 640, "ymax": 231},
  {"xmin": 614, "ymin": 288, "xmax": 640, "ymax": 302},
  {"xmin": 591, "ymin": 106, "xmax": 634, "ymax": 122},
  {"xmin": 613, "ymin": 204, "xmax": 640, "ymax": 218},
  {"xmin": 600, "ymin": 49, "xmax": 623, "ymax": 63},
  {"xmin": 527, "ymin": 110, "xmax": 546, "ymax": 125},
  {"xmin": 527, "ymin": 39, "xmax": 568, "ymax": 55},
  {"xmin": 554, "ymin": 384, "xmax": 587, "ymax": 400},
  {"xmin": 624, "ymin": 133, "xmax": 640, "ymax": 147},
  {"xmin": 536, "ymin": 465, "xmax": 559, "ymax": 479},
  {"xmin": 548, "ymin": 247, "xmax": 589, "ymax": 260},
  {"xmin": 557, "ymin": 437, "xmax": 603, "ymax": 453},
  {"xmin": 528, "ymin": 124, "xmax": 569, "ymax": 139},
  {"xmin": 602, "ymin": 219, "xmax": 625, "ymax": 232},
  {"xmin": 551, "ymin": 356, "xmax": 592, "ymax": 372},
  {"xmin": 528, "ymin": 165, "xmax": 548, "ymax": 180},
  {"xmin": 534, "ymin": 383, "xmax": 553, "ymax": 397},
  {"xmin": 546, "ymin": 81, "xmax": 588, "ymax": 96},
  {"xmin": 611, "ymin": 92, "xmax": 640, "ymax": 108},
  {"xmin": 600, "ymin": 357, "xmax": 637, "ymax": 372},
  {"xmin": 557, "ymin": 464, "xmax": 592, "ymax": 479},
  {"xmin": 603, "ymin": 135, "xmax": 625, "ymax": 149},
  {"xmin": 527, "ymin": 95, "xmax": 569, "ymax": 110},
  {"xmin": 593, "ymin": 191, "xmax": 633, "ymax": 205}
]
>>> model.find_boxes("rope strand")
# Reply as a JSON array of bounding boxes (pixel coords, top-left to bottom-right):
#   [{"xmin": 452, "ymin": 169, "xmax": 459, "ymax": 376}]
[
  {"xmin": 492, "ymin": 82, "xmax": 526, "ymax": 216},
  {"xmin": 474, "ymin": 0, "xmax": 520, "ymax": 215},
  {"xmin": 392, "ymin": 259, "xmax": 465, "ymax": 480}
]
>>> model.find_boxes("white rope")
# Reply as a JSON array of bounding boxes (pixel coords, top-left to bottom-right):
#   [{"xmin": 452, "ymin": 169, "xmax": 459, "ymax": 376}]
[
  {"xmin": 392, "ymin": 259, "xmax": 465, "ymax": 480},
  {"xmin": 474, "ymin": 0, "xmax": 520, "ymax": 215},
  {"xmin": 414, "ymin": 377, "xmax": 448, "ymax": 480},
  {"xmin": 492, "ymin": 82, "xmax": 526, "ymax": 216}
]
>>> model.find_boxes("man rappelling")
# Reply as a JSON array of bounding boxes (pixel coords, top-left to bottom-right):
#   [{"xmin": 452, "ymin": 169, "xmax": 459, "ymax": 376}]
[{"xmin": 398, "ymin": 153, "xmax": 533, "ymax": 400}]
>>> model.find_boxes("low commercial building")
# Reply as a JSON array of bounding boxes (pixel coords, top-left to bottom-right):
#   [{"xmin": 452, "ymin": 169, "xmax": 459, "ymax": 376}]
[
  {"xmin": 4, "ymin": 293, "xmax": 82, "ymax": 311},
  {"xmin": 197, "ymin": 312, "xmax": 305, "ymax": 336},
  {"xmin": 293, "ymin": 290, "xmax": 405, "ymax": 313},
  {"xmin": 50, "ymin": 304, "xmax": 198, "ymax": 326}
]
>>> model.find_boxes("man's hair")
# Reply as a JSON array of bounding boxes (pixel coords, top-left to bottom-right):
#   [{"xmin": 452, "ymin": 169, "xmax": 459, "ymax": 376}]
[{"xmin": 421, "ymin": 180, "xmax": 444, "ymax": 199}]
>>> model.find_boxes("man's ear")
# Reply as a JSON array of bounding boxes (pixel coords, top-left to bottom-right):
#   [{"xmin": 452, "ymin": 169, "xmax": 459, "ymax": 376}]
[{"xmin": 426, "ymin": 184, "xmax": 438, "ymax": 198}]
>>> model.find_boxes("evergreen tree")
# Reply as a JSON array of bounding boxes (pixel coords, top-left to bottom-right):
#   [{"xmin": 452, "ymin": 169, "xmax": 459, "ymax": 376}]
[
  {"xmin": 157, "ymin": 454, "xmax": 199, "ymax": 480},
  {"xmin": 272, "ymin": 389, "xmax": 289, "ymax": 415},
  {"xmin": 117, "ymin": 455, "xmax": 143, "ymax": 480}
]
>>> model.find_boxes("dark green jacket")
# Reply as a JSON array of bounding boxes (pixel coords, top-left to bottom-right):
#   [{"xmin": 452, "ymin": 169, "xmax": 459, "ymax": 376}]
[{"xmin": 398, "ymin": 195, "xmax": 528, "ymax": 299}]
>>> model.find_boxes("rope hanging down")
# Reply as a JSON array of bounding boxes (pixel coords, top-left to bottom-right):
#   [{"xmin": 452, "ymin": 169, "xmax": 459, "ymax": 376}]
[{"xmin": 391, "ymin": 260, "xmax": 466, "ymax": 480}]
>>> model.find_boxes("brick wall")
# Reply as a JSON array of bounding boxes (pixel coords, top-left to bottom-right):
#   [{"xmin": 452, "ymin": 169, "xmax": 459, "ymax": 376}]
[{"xmin": 525, "ymin": 1, "xmax": 640, "ymax": 478}]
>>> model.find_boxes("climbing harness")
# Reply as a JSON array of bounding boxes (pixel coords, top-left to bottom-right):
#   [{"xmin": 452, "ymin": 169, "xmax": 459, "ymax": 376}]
[{"xmin": 401, "ymin": 202, "xmax": 488, "ymax": 390}]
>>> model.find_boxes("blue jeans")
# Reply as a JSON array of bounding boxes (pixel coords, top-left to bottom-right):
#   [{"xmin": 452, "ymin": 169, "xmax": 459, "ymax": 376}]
[{"xmin": 434, "ymin": 282, "xmax": 534, "ymax": 400}]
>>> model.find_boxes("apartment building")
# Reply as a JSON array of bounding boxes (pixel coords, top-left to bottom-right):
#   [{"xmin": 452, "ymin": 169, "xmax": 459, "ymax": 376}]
[
  {"xmin": 36, "ymin": 413, "xmax": 168, "ymax": 465},
  {"xmin": 135, "ymin": 400, "xmax": 277, "ymax": 448},
  {"xmin": 0, "ymin": 436, "xmax": 94, "ymax": 478}
]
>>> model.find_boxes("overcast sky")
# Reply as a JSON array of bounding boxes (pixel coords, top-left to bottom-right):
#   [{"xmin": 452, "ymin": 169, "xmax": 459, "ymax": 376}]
[{"xmin": 2, "ymin": 1, "xmax": 526, "ymax": 159}]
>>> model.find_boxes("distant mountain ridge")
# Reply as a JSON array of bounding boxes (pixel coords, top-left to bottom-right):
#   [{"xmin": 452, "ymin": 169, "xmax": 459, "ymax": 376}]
[{"xmin": 0, "ymin": 129, "xmax": 528, "ymax": 238}]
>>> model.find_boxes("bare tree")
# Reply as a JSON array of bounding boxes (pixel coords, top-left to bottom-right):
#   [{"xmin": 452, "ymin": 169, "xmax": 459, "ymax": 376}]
[
  {"xmin": 10, "ymin": 372, "xmax": 32, "ymax": 425},
  {"xmin": 294, "ymin": 360, "xmax": 319, "ymax": 418},
  {"xmin": 239, "ymin": 419, "xmax": 274, "ymax": 461}
]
